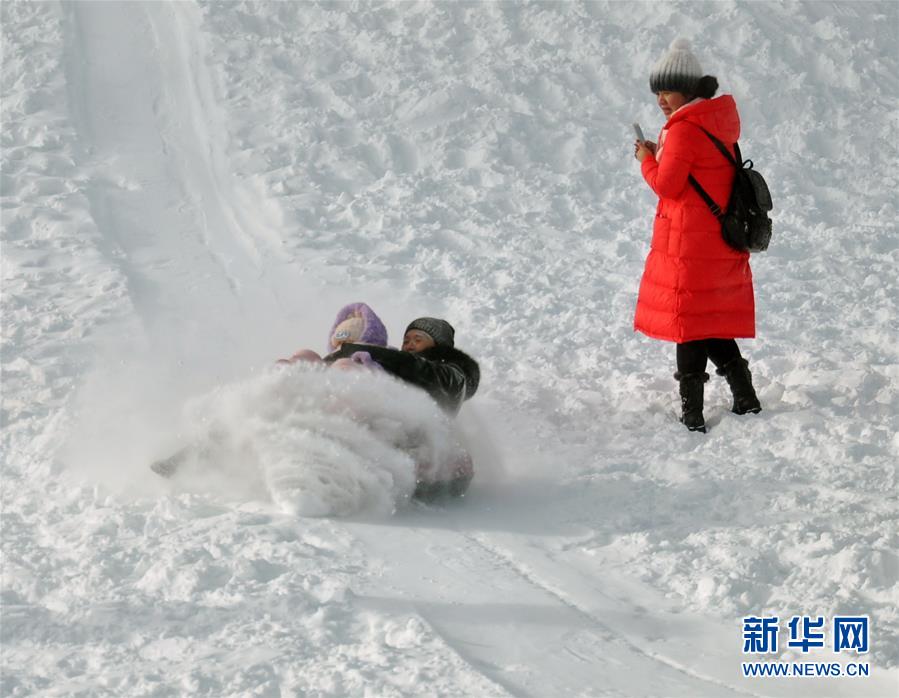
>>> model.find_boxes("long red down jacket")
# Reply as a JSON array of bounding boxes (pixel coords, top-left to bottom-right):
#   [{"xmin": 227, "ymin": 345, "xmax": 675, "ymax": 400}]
[{"xmin": 634, "ymin": 95, "xmax": 755, "ymax": 343}]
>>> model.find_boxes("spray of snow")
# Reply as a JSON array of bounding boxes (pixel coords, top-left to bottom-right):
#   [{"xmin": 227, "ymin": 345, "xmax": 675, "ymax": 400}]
[{"xmin": 65, "ymin": 360, "xmax": 475, "ymax": 517}]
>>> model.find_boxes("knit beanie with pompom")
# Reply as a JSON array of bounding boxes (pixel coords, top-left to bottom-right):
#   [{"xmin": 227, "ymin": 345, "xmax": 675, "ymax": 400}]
[{"xmin": 649, "ymin": 38, "xmax": 703, "ymax": 95}]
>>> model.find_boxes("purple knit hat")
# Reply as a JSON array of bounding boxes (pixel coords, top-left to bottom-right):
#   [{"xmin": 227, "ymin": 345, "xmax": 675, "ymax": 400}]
[{"xmin": 327, "ymin": 303, "xmax": 388, "ymax": 351}]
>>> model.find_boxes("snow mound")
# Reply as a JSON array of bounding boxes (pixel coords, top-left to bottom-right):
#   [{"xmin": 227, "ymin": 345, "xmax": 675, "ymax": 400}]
[{"xmin": 170, "ymin": 363, "xmax": 459, "ymax": 516}]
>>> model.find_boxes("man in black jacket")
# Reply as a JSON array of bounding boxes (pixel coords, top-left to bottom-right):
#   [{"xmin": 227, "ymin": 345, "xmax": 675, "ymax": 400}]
[
  {"xmin": 326, "ymin": 317, "xmax": 480, "ymax": 500},
  {"xmin": 325, "ymin": 317, "xmax": 479, "ymax": 416}
]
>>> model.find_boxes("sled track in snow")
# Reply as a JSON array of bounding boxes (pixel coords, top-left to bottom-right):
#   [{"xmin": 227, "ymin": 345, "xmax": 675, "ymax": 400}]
[
  {"xmin": 410, "ymin": 618, "xmax": 521, "ymax": 698},
  {"xmin": 463, "ymin": 532, "xmax": 765, "ymax": 698},
  {"xmin": 63, "ymin": 0, "xmax": 287, "ymax": 352},
  {"xmin": 352, "ymin": 510, "xmax": 763, "ymax": 698}
]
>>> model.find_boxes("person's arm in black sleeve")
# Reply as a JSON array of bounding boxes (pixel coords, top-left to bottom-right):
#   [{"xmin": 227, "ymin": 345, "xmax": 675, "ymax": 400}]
[{"xmin": 334, "ymin": 343, "xmax": 466, "ymax": 412}]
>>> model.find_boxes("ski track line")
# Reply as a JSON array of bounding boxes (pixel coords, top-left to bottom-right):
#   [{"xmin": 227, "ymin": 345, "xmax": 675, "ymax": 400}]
[
  {"xmin": 351, "ymin": 519, "xmax": 616, "ymax": 698},
  {"xmin": 347, "ymin": 517, "xmax": 520, "ymax": 698},
  {"xmin": 356, "ymin": 523, "xmax": 526, "ymax": 697},
  {"xmin": 354, "ymin": 515, "xmax": 747, "ymax": 698},
  {"xmin": 63, "ymin": 1, "xmax": 286, "ymax": 346},
  {"xmin": 407, "ymin": 614, "xmax": 520, "ymax": 698},
  {"xmin": 465, "ymin": 532, "xmax": 765, "ymax": 698}
]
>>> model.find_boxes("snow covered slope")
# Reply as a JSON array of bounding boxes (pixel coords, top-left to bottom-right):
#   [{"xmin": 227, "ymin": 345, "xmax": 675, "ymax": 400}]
[{"xmin": 2, "ymin": 1, "xmax": 897, "ymax": 696}]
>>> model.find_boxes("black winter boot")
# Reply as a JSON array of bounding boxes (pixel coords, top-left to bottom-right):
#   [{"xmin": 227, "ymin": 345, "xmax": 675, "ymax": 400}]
[
  {"xmin": 674, "ymin": 371, "xmax": 709, "ymax": 433},
  {"xmin": 718, "ymin": 358, "xmax": 762, "ymax": 415}
]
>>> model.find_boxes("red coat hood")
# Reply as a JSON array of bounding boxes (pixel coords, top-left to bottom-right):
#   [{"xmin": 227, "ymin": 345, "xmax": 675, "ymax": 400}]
[{"xmin": 667, "ymin": 94, "xmax": 740, "ymax": 143}]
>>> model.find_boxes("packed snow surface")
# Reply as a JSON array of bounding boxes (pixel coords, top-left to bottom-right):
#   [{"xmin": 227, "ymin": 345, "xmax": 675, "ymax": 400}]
[{"xmin": 2, "ymin": 1, "xmax": 897, "ymax": 696}]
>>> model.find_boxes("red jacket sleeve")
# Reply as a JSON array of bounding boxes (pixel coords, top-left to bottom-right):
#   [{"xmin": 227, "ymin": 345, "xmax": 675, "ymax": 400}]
[{"xmin": 641, "ymin": 122, "xmax": 698, "ymax": 199}]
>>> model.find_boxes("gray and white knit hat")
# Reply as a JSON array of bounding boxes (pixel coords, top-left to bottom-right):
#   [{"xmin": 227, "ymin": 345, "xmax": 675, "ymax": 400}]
[
  {"xmin": 649, "ymin": 38, "xmax": 703, "ymax": 95},
  {"xmin": 405, "ymin": 317, "xmax": 455, "ymax": 348}
]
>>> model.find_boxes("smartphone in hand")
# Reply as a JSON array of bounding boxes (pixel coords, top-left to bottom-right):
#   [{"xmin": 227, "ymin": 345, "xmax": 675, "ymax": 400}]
[{"xmin": 633, "ymin": 123, "xmax": 645, "ymax": 142}]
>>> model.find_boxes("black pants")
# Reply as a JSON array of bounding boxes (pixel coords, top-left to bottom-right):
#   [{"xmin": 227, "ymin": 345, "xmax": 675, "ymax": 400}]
[{"xmin": 676, "ymin": 339, "xmax": 742, "ymax": 375}]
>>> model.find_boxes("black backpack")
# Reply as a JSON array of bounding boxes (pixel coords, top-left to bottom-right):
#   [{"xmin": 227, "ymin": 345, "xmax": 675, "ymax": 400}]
[{"xmin": 688, "ymin": 128, "xmax": 773, "ymax": 253}]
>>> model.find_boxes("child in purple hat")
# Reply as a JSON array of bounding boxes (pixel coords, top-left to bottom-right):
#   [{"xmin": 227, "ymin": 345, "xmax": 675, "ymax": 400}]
[{"xmin": 278, "ymin": 302, "xmax": 388, "ymax": 369}]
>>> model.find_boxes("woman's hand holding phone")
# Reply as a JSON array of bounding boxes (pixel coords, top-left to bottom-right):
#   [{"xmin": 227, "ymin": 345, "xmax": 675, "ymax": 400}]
[
  {"xmin": 634, "ymin": 139, "xmax": 657, "ymax": 162},
  {"xmin": 633, "ymin": 122, "xmax": 656, "ymax": 161}
]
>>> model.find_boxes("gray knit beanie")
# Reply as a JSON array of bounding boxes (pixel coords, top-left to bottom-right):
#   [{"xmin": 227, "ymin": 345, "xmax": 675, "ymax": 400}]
[
  {"xmin": 649, "ymin": 38, "xmax": 703, "ymax": 95},
  {"xmin": 405, "ymin": 317, "xmax": 455, "ymax": 348}
]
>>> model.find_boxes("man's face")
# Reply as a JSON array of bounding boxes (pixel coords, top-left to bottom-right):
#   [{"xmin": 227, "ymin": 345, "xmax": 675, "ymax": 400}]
[{"xmin": 402, "ymin": 330, "xmax": 436, "ymax": 353}]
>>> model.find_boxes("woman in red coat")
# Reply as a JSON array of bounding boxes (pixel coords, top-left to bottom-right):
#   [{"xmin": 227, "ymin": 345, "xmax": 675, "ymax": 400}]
[{"xmin": 634, "ymin": 39, "xmax": 761, "ymax": 433}]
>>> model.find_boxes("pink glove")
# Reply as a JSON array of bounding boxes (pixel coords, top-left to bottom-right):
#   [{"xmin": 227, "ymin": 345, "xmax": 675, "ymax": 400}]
[
  {"xmin": 350, "ymin": 351, "xmax": 382, "ymax": 370},
  {"xmin": 277, "ymin": 349, "xmax": 323, "ymax": 365}
]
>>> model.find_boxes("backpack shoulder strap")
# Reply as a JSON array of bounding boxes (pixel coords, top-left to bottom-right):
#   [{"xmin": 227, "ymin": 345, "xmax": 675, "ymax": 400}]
[
  {"xmin": 688, "ymin": 175, "xmax": 724, "ymax": 219},
  {"xmin": 697, "ymin": 126, "xmax": 739, "ymax": 167},
  {"xmin": 686, "ymin": 125, "xmax": 745, "ymax": 220}
]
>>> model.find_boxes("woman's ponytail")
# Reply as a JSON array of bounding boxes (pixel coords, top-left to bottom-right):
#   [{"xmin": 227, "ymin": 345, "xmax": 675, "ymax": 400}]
[{"xmin": 694, "ymin": 75, "xmax": 719, "ymax": 99}]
